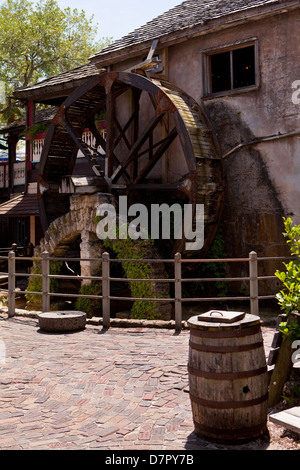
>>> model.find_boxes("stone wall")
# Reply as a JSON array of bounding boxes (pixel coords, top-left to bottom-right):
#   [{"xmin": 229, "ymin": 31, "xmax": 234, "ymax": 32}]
[{"xmin": 33, "ymin": 192, "xmax": 172, "ymax": 319}]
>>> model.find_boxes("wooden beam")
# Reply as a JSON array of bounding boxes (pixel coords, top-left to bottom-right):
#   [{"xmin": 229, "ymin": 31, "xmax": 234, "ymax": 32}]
[
  {"xmin": 38, "ymin": 198, "xmax": 49, "ymax": 233},
  {"xmin": 114, "ymin": 115, "xmax": 131, "ymax": 150},
  {"xmin": 63, "ymin": 74, "xmax": 102, "ymax": 110},
  {"xmin": 111, "ymin": 112, "xmax": 166, "ymax": 183},
  {"xmin": 134, "ymin": 127, "xmax": 177, "ymax": 184},
  {"xmin": 118, "ymin": 72, "xmax": 159, "ymax": 95},
  {"xmin": 125, "ymin": 183, "xmax": 180, "ymax": 191},
  {"xmin": 87, "ymin": 119, "xmax": 131, "ymax": 183},
  {"xmin": 39, "ymin": 123, "xmax": 56, "ymax": 176},
  {"xmin": 64, "ymin": 122, "xmax": 103, "ymax": 177},
  {"xmin": 269, "ymin": 407, "xmax": 300, "ymax": 435},
  {"xmin": 106, "ymin": 90, "xmax": 114, "ymax": 178},
  {"xmin": 131, "ymin": 88, "xmax": 141, "ymax": 182}
]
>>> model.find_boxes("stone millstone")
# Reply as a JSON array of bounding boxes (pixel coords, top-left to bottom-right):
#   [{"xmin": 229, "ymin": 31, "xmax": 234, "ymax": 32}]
[{"xmin": 38, "ymin": 311, "xmax": 87, "ymax": 332}]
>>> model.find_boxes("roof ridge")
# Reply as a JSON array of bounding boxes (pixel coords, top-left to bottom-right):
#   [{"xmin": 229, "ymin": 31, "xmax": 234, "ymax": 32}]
[{"xmin": 92, "ymin": 0, "xmax": 291, "ymax": 59}]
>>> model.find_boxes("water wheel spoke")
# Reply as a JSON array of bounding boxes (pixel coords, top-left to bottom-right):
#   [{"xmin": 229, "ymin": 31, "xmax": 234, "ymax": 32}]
[
  {"xmin": 134, "ymin": 127, "xmax": 178, "ymax": 184},
  {"xmin": 86, "ymin": 119, "xmax": 131, "ymax": 183},
  {"xmin": 39, "ymin": 123, "xmax": 56, "ymax": 175},
  {"xmin": 106, "ymin": 89, "xmax": 115, "ymax": 177},
  {"xmin": 87, "ymin": 118, "xmax": 106, "ymax": 153},
  {"xmin": 64, "ymin": 121, "xmax": 104, "ymax": 177},
  {"xmin": 114, "ymin": 113, "xmax": 135, "ymax": 150},
  {"xmin": 147, "ymin": 92, "xmax": 169, "ymax": 134},
  {"xmin": 64, "ymin": 74, "xmax": 103, "ymax": 110},
  {"xmin": 111, "ymin": 111, "xmax": 166, "ymax": 184}
]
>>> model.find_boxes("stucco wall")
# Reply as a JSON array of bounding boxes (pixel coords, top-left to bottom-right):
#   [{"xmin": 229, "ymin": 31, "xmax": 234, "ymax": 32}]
[
  {"xmin": 166, "ymin": 9, "xmax": 300, "ymax": 261},
  {"xmin": 108, "ymin": 8, "xmax": 299, "ymax": 268}
]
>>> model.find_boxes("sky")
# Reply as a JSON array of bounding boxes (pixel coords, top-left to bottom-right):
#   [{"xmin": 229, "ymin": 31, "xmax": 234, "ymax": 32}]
[
  {"xmin": 0, "ymin": 0, "xmax": 181, "ymax": 42},
  {"xmin": 54, "ymin": 0, "xmax": 181, "ymax": 40}
]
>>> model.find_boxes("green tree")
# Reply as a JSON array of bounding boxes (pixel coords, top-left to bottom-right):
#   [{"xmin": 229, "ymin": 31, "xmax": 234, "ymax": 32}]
[{"xmin": 0, "ymin": 0, "xmax": 112, "ymax": 123}]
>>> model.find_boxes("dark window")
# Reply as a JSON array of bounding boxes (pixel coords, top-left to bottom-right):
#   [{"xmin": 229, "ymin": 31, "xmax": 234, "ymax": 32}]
[
  {"xmin": 211, "ymin": 51, "xmax": 231, "ymax": 93},
  {"xmin": 233, "ymin": 46, "xmax": 255, "ymax": 89},
  {"xmin": 210, "ymin": 45, "xmax": 256, "ymax": 94}
]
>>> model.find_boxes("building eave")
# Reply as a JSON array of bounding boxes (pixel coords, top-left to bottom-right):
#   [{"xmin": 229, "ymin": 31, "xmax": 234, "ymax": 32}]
[
  {"xmin": 13, "ymin": 64, "xmax": 105, "ymax": 104},
  {"xmin": 90, "ymin": 0, "xmax": 300, "ymax": 68}
]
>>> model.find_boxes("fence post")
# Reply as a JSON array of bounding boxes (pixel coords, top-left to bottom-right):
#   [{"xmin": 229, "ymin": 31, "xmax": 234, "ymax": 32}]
[
  {"xmin": 174, "ymin": 252, "xmax": 182, "ymax": 331},
  {"xmin": 102, "ymin": 252, "xmax": 110, "ymax": 329},
  {"xmin": 42, "ymin": 251, "xmax": 50, "ymax": 312},
  {"xmin": 8, "ymin": 251, "xmax": 16, "ymax": 318},
  {"xmin": 249, "ymin": 251, "xmax": 259, "ymax": 316}
]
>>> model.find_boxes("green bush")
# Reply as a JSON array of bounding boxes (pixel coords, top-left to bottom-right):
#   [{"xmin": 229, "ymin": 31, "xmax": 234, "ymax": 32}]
[
  {"xmin": 103, "ymin": 225, "xmax": 162, "ymax": 320},
  {"xmin": 26, "ymin": 260, "xmax": 63, "ymax": 307},
  {"xmin": 75, "ymin": 281, "xmax": 101, "ymax": 318},
  {"xmin": 275, "ymin": 217, "xmax": 300, "ymax": 341}
]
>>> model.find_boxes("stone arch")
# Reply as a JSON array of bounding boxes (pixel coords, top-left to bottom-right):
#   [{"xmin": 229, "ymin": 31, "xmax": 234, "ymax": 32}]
[
  {"xmin": 33, "ymin": 192, "xmax": 171, "ymax": 319},
  {"xmin": 34, "ymin": 193, "xmax": 110, "ymax": 281}
]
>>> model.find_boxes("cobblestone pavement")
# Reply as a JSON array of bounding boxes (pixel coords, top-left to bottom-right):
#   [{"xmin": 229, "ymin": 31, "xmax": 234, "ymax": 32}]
[{"xmin": 0, "ymin": 316, "xmax": 299, "ymax": 451}]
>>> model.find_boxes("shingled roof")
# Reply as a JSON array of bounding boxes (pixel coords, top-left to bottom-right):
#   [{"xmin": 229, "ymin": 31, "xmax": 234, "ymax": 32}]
[
  {"xmin": 0, "ymin": 194, "xmax": 39, "ymax": 217},
  {"xmin": 14, "ymin": 62, "xmax": 102, "ymax": 101},
  {"xmin": 91, "ymin": 0, "xmax": 297, "ymax": 63}
]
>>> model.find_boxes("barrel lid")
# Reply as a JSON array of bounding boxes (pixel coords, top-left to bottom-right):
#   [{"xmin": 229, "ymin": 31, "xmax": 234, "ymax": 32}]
[
  {"xmin": 198, "ymin": 310, "xmax": 246, "ymax": 324},
  {"xmin": 188, "ymin": 312, "xmax": 261, "ymax": 331}
]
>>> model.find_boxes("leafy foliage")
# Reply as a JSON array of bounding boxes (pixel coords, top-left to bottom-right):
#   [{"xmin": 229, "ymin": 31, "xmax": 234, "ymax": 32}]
[
  {"xmin": 0, "ymin": 0, "xmax": 112, "ymax": 123},
  {"xmin": 103, "ymin": 224, "xmax": 162, "ymax": 320},
  {"xmin": 276, "ymin": 218, "xmax": 300, "ymax": 314},
  {"xmin": 25, "ymin": 260, "xmax": 63, "ymax": 306},
  {"xmin": 275, "ymin": 217, "xmax": 300, "ymax": 341},
  {"xmin": 75, "ymin": 281, "xmax": 101, "ymax": 318},
  {"xmin": 182, "ymin": 227, "xmax": 228, "ymax": 299}
]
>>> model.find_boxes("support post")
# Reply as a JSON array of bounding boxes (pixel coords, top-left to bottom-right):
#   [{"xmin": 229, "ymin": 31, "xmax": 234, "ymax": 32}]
[
  {"xmin": 8, "ymin": 251, "xmax": 16, "ymax": 318},
  {"xmin": 102, "ymin": 252, "xmax": 110, "ymax": 329},
  {"xmin": 42, "ymin": 251, "xmax": 50, "ymax": 313},
  {"xmin": 268, "ymin": 312, "xmax": 300, "ymax": 407},
  {"xmin": 249, "ymin": 251, "xmax": 259, "ymax": 316},
  {"xmin": 174, "ymin": 252, "xmax": 182, "ymax": 332}
]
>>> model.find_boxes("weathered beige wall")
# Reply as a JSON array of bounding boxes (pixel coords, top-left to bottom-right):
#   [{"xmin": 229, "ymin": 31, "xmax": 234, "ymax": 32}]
[
  {"xmin": 165, "ymin": 10, "xmax": 300, "ymax": 263},
  {"xmin": 110, "ymin": 9, "xmax": 299, "ymax": 269}
]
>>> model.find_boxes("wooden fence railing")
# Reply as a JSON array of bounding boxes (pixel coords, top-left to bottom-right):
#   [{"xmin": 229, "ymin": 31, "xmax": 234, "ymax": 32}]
[{"xmin": 0, "ymin": 250, "xmax": 289, "ymax": 331}]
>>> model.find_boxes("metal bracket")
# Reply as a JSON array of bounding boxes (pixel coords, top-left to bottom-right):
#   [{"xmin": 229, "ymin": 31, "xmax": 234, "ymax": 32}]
[{"xmin": 125, "ymin": 39, "xmax": 161, "ymax": 74}]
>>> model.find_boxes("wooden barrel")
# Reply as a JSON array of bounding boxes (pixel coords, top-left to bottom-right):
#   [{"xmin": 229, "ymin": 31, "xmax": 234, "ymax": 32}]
[{"xmin": 187, "ymin": 312, "xmax": 269, "ymax": 443}]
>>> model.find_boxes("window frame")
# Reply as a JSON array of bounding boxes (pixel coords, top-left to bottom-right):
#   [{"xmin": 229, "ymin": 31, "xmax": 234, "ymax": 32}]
[{"xmin": 201, "ymin": 38, "xmax": 259, "ymax": 99}]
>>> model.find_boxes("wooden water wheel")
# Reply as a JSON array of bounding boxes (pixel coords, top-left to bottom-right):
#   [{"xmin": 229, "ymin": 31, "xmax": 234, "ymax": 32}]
[{"xmin": 38, "ymin": 71, "xmax": 223, "ymax": 256}]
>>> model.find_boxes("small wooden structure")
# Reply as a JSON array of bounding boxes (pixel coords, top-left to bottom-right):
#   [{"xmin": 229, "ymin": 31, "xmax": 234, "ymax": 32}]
[{"xmin": 269, "ymin": 407, "xmax": 300, "ymax": 435}]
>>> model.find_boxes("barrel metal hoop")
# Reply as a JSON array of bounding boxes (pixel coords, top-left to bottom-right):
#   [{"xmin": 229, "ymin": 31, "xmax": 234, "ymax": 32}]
[
  {"xmin": 190, "ymin": 325, "xmax": 261, "ymax": 339},
  {"xmin": 189, "ymin": 340, "xmax": 264, "ymax": 353},
  {"xmin": 189, "ymin": 393, "xmax": 269, "ymax": 409},
  {"xmin": 188, "ymin": 364, "xmax": 268, "ymax": 380},
  {"xmin": 194, "ymin": 422, "xmax": 267, "ymax": 439}
]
